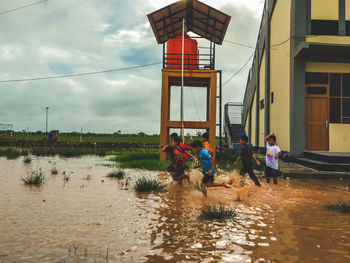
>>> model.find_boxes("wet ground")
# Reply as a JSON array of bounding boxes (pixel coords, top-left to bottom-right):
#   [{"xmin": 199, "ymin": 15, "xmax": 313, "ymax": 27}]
[{"xmin": 0, "ymin": 156, "xmax": 349, "ymax": 263}]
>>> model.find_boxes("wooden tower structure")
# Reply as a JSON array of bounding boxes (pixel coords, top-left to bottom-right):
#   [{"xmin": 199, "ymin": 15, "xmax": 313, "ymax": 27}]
[{"xmin": 147, "ymin": 0, "xmax": 231, "ymax": 160}]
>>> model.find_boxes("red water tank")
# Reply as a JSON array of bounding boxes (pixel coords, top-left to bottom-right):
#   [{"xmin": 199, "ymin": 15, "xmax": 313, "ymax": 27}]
[{"xmin": 166, "ymin": 34, "xmax": 199, "ymax": 70}]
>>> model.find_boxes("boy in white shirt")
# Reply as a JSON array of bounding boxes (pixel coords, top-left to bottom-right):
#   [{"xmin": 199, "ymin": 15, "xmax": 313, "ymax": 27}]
[{"xmin": 264, "ymin": 133, "xmax": 282, "ymax": 185}]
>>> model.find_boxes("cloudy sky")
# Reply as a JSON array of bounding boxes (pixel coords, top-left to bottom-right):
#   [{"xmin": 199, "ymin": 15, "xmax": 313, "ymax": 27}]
[{"xmin": 0, "ymin": 0, "xmax": 264, "ymax": 134}]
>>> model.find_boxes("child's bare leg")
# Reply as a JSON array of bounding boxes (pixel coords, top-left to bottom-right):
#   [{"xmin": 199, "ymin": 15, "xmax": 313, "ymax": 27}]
[
  {"xmin": 207, "ymin": 182, "xmax": 231, "ymax": 188},
  {"xmin": 201, "ymin": 183, "xmax": 208, "ymax": 197}
]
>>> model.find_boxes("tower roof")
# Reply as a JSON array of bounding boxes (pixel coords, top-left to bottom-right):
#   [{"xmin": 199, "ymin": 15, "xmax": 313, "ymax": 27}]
[{"xmin": 147, "ymin": 0, "xmax": 231, "ymax": 45}]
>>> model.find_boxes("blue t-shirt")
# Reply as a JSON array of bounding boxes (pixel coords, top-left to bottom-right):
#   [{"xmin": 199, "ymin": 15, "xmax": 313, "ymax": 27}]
[{"xmin": 199, "ymin": 148, "xmax": 215, "ymax": 174}]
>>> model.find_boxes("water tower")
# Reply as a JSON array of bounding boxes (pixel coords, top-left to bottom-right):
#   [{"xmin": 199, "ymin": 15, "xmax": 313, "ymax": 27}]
[{"xmin": 147, "ymin": 0, "xmax": 231, "ymax": 160}]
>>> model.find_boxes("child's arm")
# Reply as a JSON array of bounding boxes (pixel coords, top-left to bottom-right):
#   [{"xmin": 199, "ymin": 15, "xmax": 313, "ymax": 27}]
[
  {"xmin": 207, "ymin": 156, "xmax": 215, "ymax": 175},
  {"xmin": 161, "ymin": 145, "xmax": 170, "ymax": 152},
  {"xmin": 264, "ymin": 132, "xmax": 275, "ymax": 144},
  {"xmin": 251, "ymin": 153, "xmax": 261, "ymax": 166},
  {"xmin": 274, "ymin": 151, "xmax": 282, "ymax": 160},
  {"xmin": 185, "ymin": 150, "xmax": 195, "ymax": 160},
  {"xmin": 233, "ymin": 156, "xmax": 241, "ymax": 166}
]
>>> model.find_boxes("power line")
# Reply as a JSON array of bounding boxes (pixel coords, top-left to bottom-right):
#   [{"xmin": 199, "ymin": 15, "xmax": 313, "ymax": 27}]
[
  {"xmin": 224, "ymin": 40, "xmax": 255, "ymax": 49},
  {"xmin": 222, "ymin": 52, "xmax": 254, "ymax": 87},
  {"xmin": 0, "ymin": 0, "xmax": 48, "ymax": 16},
  {"xmin": 0, "ymin": 62, "xmax": 162, "ymax": 83}
]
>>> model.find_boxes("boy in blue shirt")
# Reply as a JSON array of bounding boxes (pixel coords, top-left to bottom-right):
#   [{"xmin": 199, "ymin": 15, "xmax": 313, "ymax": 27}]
[{"xmin": 192, "ymin": 140, "xmax": 230, "ymax": 197}]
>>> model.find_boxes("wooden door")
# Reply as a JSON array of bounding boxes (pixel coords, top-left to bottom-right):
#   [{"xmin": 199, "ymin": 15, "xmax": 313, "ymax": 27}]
[{"xmin": 305, "ymin": 85, "xmax": 329, "ymax": 151}]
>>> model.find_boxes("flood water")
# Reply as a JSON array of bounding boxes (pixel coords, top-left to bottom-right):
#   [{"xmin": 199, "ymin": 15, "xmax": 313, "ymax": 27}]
[{"xmin": 0, "ymin": 156, "xmax": 350, "ymax": 263}]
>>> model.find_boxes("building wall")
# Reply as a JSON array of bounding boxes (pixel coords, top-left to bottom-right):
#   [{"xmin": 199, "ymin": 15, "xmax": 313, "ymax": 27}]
[
  {"xmin": 311, "ymin": 0, "xmax": 339, "ymax": 20},
  {"xmin": 347, "ymin": 0, "xmax": 350, "ymax": 20},
  {"xmin": 306, "ymin": 62, "xmax": 350, "ymax": 152},
  {"xmin": 329, "ymin": 124, "xmax": 350, "ymax": 152},
  {"xmin": 306, "ymin": 62, "xmax": 350, "ymax": 73},
  {"xmin": 269, "ymin": 0, "xmax": 291, "ymax": 152},
  {"xmin": 306, "ymin": 36, "xmax": 350, "ymax": 44},
  {"xmin": 259, "ymin": 51, "xmax": 266, "ymax": 147}
]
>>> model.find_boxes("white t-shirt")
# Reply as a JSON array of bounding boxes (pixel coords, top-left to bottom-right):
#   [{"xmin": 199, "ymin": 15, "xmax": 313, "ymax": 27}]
[{"xmin": 266, "ymin": 143, "xmax": 281, "ymax": 170}]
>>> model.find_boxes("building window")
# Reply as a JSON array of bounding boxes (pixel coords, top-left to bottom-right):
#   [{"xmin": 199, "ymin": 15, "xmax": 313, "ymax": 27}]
[
  {"xmin": 329, "ymin": 73, "xmax": 350, "ymax": 124},
  {"xmin": 346, "ymin": 21, "xmax": 350, "ymax": 36},
  {"xmin": 260, "ymin": 99, "xmax": 265, "ymax": 110},
  {"xmin": 306, "ymin": 72, "xmax": 328, "ymax": 84},
  {"xmin": 306, "ymin": 72, "xmax": 350, "ymax": 124},
  {"xmin": 311, "ymin": 20, "xmax": 339, "ymax": 35},
  {"xmin": 271, "ymin": 92, "xmax": 274, "ymax": 104},
  {"xmin": 307, "ymin": 86, "xmax": 327, "ymax": 95}
]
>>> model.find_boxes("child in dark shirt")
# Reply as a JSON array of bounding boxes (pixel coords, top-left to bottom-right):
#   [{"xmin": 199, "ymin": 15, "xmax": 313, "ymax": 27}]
[{"xmin": 233, "ymin": 135, "xmax": 261, "ymax": 187}]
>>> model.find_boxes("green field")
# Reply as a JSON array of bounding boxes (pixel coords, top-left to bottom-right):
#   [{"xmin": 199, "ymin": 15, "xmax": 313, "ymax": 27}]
[
  {"xmin": 0, "ymin": 132, "xmax": 210, "ymax": 145},
  {"xmin": 0, "ymin": 132, "xmax": 161, "ymax": 144}
]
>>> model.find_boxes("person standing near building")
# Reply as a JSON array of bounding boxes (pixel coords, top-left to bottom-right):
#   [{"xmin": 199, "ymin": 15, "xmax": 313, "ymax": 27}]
[
  {"xmin": 233, "ymin": 135, "xmax": 261, "ymax": 187},
  {"xmin": 264, "ymin": 133, "xmax": 281, "ymax": 185}
]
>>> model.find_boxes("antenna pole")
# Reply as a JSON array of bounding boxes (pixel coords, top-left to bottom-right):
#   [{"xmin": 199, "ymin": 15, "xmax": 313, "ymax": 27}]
[{"xmin": 181, "ymin": 18, "xmax": 185, "ymax": 142}]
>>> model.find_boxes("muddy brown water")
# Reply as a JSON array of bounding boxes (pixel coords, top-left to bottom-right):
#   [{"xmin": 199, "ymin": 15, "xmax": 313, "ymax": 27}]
[{"xmin": 0, "ymin": 157, "xmax": 349, "ymax": 263}]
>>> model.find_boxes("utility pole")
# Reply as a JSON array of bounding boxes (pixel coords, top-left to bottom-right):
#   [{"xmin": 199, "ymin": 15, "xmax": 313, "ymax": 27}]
[{"xmin": 46, "ymin": 107, "xmax": 49, "ymax": 134}]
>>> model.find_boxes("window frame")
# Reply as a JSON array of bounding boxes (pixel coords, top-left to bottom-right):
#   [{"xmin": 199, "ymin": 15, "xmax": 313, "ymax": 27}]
[{"xmin": 305, "ymin": 72, "xmax": 350, "ymax": 124}]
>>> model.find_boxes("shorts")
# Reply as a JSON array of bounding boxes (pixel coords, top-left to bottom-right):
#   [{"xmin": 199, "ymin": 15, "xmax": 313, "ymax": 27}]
[
  {"xmin": 202, "ymin": 172, "xmax": 214, "ymax": 184},
  {"xmin": 265, "ymin": 166, "xmax": 279, "ymax": 178}
]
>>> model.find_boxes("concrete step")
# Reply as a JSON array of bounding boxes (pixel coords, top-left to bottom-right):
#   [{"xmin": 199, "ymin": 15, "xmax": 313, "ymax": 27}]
[
  {"xmin": 304, "ymin": 151, "xmax": 350, "ymax": 163},
  {"xmin": 294, "ymin": 157, "xmax": 350, "ymax": 172}
]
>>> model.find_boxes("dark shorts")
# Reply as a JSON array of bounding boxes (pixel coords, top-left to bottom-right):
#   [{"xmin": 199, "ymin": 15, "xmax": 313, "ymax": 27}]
[
  {"xmin": 167, "ymin": 165, "xmax": 176, "ymax": 173},
  {"xmin": 265, "ymin": 166, "xmax": 279, "ymax": 178},
  {"xmin": 202, "ymin": 172, "xmax": 214, "ymax": 184}
]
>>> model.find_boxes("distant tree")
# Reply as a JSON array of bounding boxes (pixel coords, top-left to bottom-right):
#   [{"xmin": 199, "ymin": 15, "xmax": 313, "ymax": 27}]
[{"xmin": 137, "ymin": 132, "xmax": 147, "ymax": 137}]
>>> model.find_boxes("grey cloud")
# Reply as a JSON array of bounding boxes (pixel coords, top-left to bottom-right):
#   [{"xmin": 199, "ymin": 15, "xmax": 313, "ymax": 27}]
[{"xmin": 0, "ymin": 0, "xmax": 263, "ymax": 134}]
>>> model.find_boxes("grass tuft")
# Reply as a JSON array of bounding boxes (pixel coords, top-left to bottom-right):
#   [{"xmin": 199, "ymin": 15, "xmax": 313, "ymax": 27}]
[
  {"xmin": 50, "ymin": 166, "xmax": 59, "ymax": 175},
  {"xmin": 106, "ymin": 170, "xmax": 125, "ymax": 179},
  {"xmin": 201, "ymin": 203, "xmax": 237, "ymax": 221},
  {"xmin": 133, "ymin": 177, "xmax": 167, "ymax": 193},
  {"xmin": 326, "ymin": 198, "xmax": 350, "ymax": 213},
  {"xmin": 22, "ymin": 168, "xmax": 46, "ymax": 186},
  {"xmin": 23, "ymin": 156, "xmax": 32, "ymax": 163},
  {"xmin": 63, "ymin": 174, "xmax": 70, "ymax": 182}
]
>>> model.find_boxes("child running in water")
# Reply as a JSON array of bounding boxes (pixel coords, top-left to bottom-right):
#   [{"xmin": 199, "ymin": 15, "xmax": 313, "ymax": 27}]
[
  {"xmin": 192, "ymin": 140, "xmax": 230, "ymax": 197},
  {"xmin": 162, "ymin": 136, "xmax": 187, "ymax": 182},
  {"xmin": 234, "ymin": 135, "xmax": 261, "ymax": 187},
  {"xmin": 162, "ymin": 133, "xmax": 193, "ymax": 183},
  {"xmin": 264, "ymin": 133, "xmax": 281, "ymax": 184}
]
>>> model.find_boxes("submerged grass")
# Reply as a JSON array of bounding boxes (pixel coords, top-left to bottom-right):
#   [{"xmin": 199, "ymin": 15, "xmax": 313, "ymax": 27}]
[
  {"xmin": 201, "ymin": 203, "xmax": 237, "ymax": 221},
  {"xmin": 21, "ymin": 168, "xmax": 46, "ymax": 186},
  {"xmin": 106, "ymin": 170, "xmax": 125, "ymax": 179},
  {"xmin": 50, "ymin": 166, "xmax": 59, "ymax": 175},
  {"xmin": 23, "ymin": 156, "xmax": 32, "ymax": 163},
  {"xmin": 326, "ymin": 198, "xmax": 350, "ymax": 213},
  {"xmin": 133, "ymin": 177, "xmax": 167, "ymax": 193}
]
